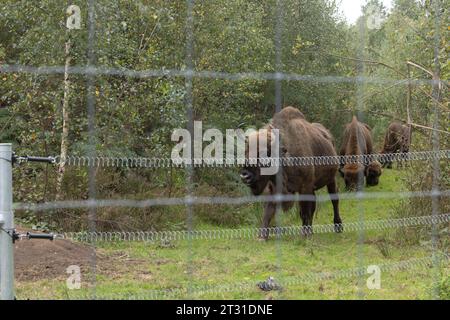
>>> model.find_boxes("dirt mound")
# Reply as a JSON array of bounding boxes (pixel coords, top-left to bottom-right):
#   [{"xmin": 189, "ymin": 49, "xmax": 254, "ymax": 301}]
[{"xmin": 14, "ymin": 227, "xmax": 96, "ymax": 281}]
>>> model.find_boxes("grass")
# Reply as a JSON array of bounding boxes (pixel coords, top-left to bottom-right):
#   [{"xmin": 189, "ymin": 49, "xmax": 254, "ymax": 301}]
[{"xmin": 15, "ymin": 169, "xmax": 449, "ymax": 299}]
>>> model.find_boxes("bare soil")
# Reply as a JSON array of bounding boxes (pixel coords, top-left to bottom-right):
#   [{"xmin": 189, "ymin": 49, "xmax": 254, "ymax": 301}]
[{"xmin": 14, "ymin": 227, "xmax": 96, "ymax": 281}]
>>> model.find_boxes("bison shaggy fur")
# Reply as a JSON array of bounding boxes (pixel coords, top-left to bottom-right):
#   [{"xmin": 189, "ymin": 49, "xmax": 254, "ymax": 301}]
[{"xmin": 339, "ymin": 116, "xmax": 382, "ymax": 189}]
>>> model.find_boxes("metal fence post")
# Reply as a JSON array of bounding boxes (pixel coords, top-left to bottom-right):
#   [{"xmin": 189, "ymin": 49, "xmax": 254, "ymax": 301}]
[{"xmin": 0, "ymin": 143, "xmax": 14, "ymax": 300}]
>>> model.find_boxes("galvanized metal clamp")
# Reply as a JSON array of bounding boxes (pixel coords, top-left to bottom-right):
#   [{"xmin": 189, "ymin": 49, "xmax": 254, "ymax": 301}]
[
  {"xmin": 11, "ymin": 230, "xmax": 58, "ymax": 243},
  {"xmin": 12, "ymin": 153, "xmax": 56, "ymax": 165}
]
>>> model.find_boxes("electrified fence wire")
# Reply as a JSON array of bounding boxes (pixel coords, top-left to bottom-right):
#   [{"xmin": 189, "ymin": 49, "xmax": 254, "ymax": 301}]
[
  {"xmin": 46, "ymin": 150, "xmax": 449, "ymax": 168},
  {"xmin": 60, "ymin": 213, "xmax": 450, "ymax": 242}
]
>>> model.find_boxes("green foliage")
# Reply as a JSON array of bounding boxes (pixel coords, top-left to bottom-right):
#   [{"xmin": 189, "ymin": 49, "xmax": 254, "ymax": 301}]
[
  {"xmin": 391, "ymin": 160, "xmax": 450, "ymax": 246},
  {"xmin": 435, "ymin": 274, "xmax": 450, "ymax": 299}
]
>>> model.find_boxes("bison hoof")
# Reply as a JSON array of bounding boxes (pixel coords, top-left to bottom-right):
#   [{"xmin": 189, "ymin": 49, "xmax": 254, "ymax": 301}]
[{"xmin": 334, "ymin": 223, "xmax": 343, "ymax": 233}]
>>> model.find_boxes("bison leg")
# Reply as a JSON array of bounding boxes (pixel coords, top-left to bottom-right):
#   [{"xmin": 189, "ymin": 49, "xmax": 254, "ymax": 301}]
[
  {"xmin": 259, "ymin": 201, "xmax": 276, "ymax": 240},
  {"xmin": 299, "ymin": 194, "xmax": 314, "ymax": 237},
  {"xmin": 311, "ymin": 198, "xmax": 316, "ymax": 215},
  {"xmin": 327, "ymin": 180, "xmax": 343, "ymax": 233}
]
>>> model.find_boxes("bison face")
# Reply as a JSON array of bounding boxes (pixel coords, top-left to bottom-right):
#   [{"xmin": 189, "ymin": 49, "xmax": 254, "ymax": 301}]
[
  {"xmin": 240, "ymin": 127, "xmax": 279, "ymax": 195},
  {"xmin": 365, "ymin": 161, "xmax": 382, "ymax": 186},
  {"xmin": 240, "ymin": 166, "xmax": 272, "ymax": 195},
  {"xmin": 342, "ymin": 164, "xmax": 364, "ymax": 191}
]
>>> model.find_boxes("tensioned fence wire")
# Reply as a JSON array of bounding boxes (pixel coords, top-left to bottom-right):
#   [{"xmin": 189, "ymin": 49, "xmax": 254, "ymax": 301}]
[
  {"xmin": 60, "ymin": 254, "xmax": 449, "ymax": 300},
  {"xmin": 38, "ymin": 150, "xmax": 450, "ymax": 168},
  {"xmin": 60, "ymin": 213, "xmax": 450, "ymax": 242}
]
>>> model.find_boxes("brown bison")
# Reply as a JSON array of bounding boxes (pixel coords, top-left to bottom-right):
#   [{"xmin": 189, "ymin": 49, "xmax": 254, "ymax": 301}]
[
  {"xmin": 380, "ymin": 122, "xmax": 411, "ymax": 168},
  {"xmin": 312, "ymin": 122, "xmax": 335, "ymax": 146},
  {"xmin": 339, "ymin": 116, "xmax": 382, "ymax": 189},
  {"xmin": 240, "ymin": 106, "xmax": 342, "ymax": 238}
]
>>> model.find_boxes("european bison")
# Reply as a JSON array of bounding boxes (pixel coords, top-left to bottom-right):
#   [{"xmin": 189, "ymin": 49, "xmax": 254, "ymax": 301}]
[
  {"xmin": 339, "ymin": 116, "xmax": 382, "ymax": 189},
  {"xmin": 240, "ymin": 106, "xmax": 342, "ymax": 238},
  {"xmin": 380, "ymin": 122, "xmax": 411, "ymax": 168},
  {"xmin": 312, "ymin": 122, "xmax": 335, "ymax": 146}
]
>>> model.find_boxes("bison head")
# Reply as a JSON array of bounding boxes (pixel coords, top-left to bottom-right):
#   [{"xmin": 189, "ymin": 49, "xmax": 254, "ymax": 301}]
[
  {"xmin": 365, "ymin": 161, "xmax": 382, "ymax": 186},
  {"xmin": 339, "ymin": 163, "xmax": 364, "ymax": 191},
  {"xmin": 240, "ymin": 166, "xmax": 273, "ymax": 195},
  {"xmin": 240, "ymin": 127, "xmax": 281, "ymax": 195}
]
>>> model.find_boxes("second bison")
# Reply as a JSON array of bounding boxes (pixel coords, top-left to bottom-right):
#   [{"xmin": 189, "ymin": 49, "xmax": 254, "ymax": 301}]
[{"xmin": 339, "ymin": 116, "xmax": 382, "ymax": 189}]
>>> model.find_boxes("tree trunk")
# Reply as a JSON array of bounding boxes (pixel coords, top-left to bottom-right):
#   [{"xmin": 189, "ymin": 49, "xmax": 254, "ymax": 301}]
[{"xmin": 56, "ymin": 38, "xmax": 71, "ymax": 200}]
